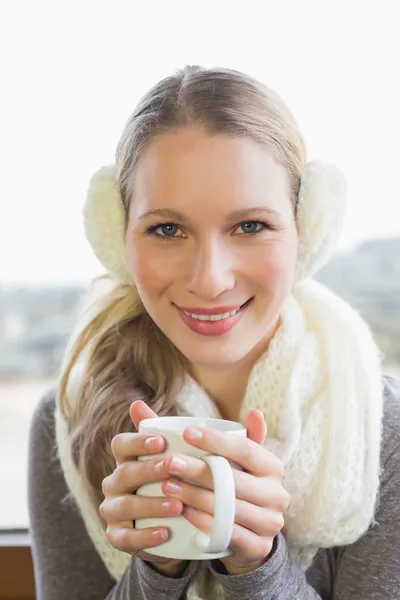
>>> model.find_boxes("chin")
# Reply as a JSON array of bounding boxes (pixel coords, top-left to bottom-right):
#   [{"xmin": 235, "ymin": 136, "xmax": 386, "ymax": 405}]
[{"xmin": 174, "ymin": 339, "xmax": 258, "ymax": 369}]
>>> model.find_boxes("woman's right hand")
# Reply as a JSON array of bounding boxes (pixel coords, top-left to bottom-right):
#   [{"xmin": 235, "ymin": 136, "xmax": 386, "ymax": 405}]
[{"xmin": 99, "ymin": 401, "xmax": 187, "ymax": 577}]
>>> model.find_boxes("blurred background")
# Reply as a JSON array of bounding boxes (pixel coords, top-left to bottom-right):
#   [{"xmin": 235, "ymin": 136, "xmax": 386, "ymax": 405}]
[{"xmin": 1, "ymin": 0, "xmax": 399, "ymax": 531}]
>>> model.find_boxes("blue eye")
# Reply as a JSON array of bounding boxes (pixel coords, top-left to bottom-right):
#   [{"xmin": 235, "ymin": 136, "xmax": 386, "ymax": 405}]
[
  {"xmin": 158, "ymin": 224, "xmax": 179, "ymax": 236},
  {"xmin": 239, "ymin": 221, "xmax": 264, "ymax": 234},
  {"xmin": 147, "ymin": 223, "xmax": 182, "ymax": 238}
]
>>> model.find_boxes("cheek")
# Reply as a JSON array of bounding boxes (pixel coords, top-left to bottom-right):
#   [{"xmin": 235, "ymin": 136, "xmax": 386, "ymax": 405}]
[
  {"xmin": 250, "ymin": 241, "xmax": 297, "ymax": 290},
  {"xmin": 127, "ymin": 243, "xmax": 172, "ymax": 298}
]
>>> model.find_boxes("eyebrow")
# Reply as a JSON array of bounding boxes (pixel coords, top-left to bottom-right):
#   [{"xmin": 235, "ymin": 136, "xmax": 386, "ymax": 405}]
[{"xmin": 139, "ymin": 206, "xmax": 281, "ymax": 221}]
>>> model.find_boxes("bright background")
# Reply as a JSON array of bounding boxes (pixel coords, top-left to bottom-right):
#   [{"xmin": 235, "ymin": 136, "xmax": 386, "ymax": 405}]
[
  {"xmin": 1, "ymin": 0, "xmax": 399, "ymax": 528},
  {"xmin": 1, "ymin": 0, "xmax": 399, "ymax": 286}
]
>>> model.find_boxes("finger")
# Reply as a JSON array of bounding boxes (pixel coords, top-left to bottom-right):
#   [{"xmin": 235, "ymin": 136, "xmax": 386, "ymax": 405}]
[
  {"xmin": 106, "ymin": 525, "xmax": 169, "ymax": 555},
  {"xmin": 182, "ymin": 427, "xmax": 283, "ymax": 477},
  {"xmin": 102, "ymin": 457, "xmax": 169, "ymax": 496},
  {"xmin": 130, "ymin": 400, "xmax": 158, "ymax": 431},
  {"xmin": 163, "ymin": 478, "xmax": 287, "ymax": 533},
  {"xmin": 233, "ymin": 470, "xmax": 290, "ymax": 509},
  {"xmin": 99, "ymin": 494, "xmax": 183, "ymax": 524},
  {"xmin": 182, "ymin": 506, "xmax": 274, "ymax": 564},
  {"xmin": 111, "ymin": 432, "xmax": 165, "ymax": 465},
  {"xmin": 163, "ymin": 453, "xmax": 210, "ymax": 486},
  {"xmin": 163, "ymin": 455, "xmax": 288, "ymax": 508},
  {"xmin": 245, "ymin": 410, "xmax": 267, "ymax": 446}
]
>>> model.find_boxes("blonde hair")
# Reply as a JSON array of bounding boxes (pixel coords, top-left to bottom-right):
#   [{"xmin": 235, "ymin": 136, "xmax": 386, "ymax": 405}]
[{"xmin": 58, "ymin": 65, "xmax": 307, "ymax": 510}]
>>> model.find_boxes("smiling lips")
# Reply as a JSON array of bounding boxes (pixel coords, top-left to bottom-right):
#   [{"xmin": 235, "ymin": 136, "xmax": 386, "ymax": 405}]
[{"xmin": 175, "ymin": 302, "xmax": 251, "ymax": 336}]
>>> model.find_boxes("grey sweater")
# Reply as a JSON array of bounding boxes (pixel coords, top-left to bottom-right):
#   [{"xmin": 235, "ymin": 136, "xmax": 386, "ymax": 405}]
[{"xmin": 28, "ymin": 376, "xmax": 400, "ymax": 599}]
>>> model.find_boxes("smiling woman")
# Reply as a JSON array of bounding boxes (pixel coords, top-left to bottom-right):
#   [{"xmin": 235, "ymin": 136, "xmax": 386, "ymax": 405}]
[
  {"xmin": 27, "ymin": 65, "xmax": 400, "ymax": 600},
  {"xmin": 125, "ymin": 129, "xmax": 297, "ymax": 370}
]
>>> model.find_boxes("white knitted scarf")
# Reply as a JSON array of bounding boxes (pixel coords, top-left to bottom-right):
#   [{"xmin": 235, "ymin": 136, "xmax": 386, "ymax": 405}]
[{"xmin": 55, "ymin": 277, "xmax": 383, "ymax": 600}]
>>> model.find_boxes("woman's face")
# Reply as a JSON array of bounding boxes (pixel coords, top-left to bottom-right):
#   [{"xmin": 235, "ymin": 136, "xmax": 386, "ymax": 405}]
[{"xmin": 126, "ymin": 127, "xmax": 298, "ymax": 369}]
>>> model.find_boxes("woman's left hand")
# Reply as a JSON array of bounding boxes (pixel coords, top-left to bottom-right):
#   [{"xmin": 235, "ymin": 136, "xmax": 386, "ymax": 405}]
[{"xmin": 161, "ymin": 409, "xmax": 289, "ymax": 575}]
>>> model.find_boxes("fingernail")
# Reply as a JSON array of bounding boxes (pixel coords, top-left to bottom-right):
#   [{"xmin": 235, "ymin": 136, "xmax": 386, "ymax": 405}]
[
  {"xmin": 169, "ymin": 456, "xmax": 187, "ymax": 473},
  {"xmin": 182, "ymin": 505, "xmax": 195, "ymax": 516},
  {"xmin": 185, "ymin": 427, "xmax": 203, "ymax": 441},
  {"xmin": 145, "ymin": 436, "xmax": 161, "ymax": 450},
  {"xmin": 162, "ymin": 499, "xmax": 175, "ymax": 512},
  {"xmin": 165, "ymin": 480, "xmax": 182, "ymax": 494},
  {"xmin": 154, "ymin": 460, "xmax": 164, "ymax": 473},
  {"xmin": 152, "ymin": 528, "xmax": 167, "ymax": 541}
]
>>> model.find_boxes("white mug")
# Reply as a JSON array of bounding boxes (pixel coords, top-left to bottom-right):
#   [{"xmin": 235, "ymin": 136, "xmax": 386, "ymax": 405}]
[{"xmin": 136, "ymin": 416, "xmax": 247, "ymax": 560}]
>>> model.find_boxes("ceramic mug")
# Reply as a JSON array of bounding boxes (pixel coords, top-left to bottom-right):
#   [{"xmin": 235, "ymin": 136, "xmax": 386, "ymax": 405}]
[{"xmin": 135, "ymin": 416, "xmax": 247, "ymax": 560}]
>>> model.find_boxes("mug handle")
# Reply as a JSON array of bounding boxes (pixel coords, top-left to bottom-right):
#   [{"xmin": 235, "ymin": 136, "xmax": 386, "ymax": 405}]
[{"xmin": 192, "ymin": 455, "xmax": 235, "ymax": 554}]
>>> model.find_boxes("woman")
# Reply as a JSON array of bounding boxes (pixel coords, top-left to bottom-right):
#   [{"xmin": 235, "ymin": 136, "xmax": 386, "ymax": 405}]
[{"xmin": 28, "ymin": 65, "xmax": 400, "ymax": 599}]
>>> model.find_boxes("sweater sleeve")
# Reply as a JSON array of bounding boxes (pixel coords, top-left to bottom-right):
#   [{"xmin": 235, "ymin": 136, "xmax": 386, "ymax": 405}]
[
  {"xmin": 209, "ymin": 533, "xmax": 321, "ymax": 599},
  {"xmin": 208, "ymin": 375, "xmax": 400, "ymax": 600},
  {"xmin": 28, "ymin": 390, "xmax": 198, "ymax": 600},
  {"xmin": 104, "ymin": 559, "xmax": 198, "ymax": 600}
]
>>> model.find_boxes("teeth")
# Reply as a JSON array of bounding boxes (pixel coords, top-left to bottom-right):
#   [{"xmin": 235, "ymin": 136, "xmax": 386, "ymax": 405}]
[{"xmin": 183, "ymin": 308, "xmax": 240, "ymax": 321}]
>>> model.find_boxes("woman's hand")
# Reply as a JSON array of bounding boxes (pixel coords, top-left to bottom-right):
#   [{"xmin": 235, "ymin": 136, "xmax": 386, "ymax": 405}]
[
  {"xmin": 160, "ymin": 409, "xmax": 289, "ymax": 575},
  {"xmin": 99, "ymin": 401, "xmax": 187, "ymax": 578}
]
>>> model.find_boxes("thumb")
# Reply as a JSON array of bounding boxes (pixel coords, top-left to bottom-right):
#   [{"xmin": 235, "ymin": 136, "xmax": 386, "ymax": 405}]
[
  {"xmin": 245, "ymin": 409, "xmax": 267, "ymax": 446},
  {"xmin": 129, "ymin": 400, "xmax": 158, "ymax": 431}
]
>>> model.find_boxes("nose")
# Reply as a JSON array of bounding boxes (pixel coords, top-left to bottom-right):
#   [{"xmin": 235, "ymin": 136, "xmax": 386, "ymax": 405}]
[{"xmin": 187, "ymin": 237, "xmax": 236, "ymax": 300}]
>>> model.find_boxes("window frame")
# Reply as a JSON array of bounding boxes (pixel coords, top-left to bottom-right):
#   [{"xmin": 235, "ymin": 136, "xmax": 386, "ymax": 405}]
[{"xmin": 0, "ymin": 529, "xmax": 35, "ymax": 599}]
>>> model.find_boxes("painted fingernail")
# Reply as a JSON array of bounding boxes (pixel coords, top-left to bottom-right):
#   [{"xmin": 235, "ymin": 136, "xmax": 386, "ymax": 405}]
[
  {"xmin": 185, "ymin": 427, "xmax": 203, "ymax": 441},
  {"xmin": 154, "ymin": 460, "xmax": 164, "ymax": 473},
  {"xmin": 165, "ymin": 480, "xmax": 182, "ymax": 494},
  {"xmin": 182, "ymin": 505, "xmax": 195, "ymax": 516},
  {"xmin": 169, "ymin": 456, "xmax": 187, "ymax": 473},
  {"xmin": 152, "ymin": 528, "xmax": 167, "ymax": 541},
  {"xmin": 145, "ymin": 436, "xmax": 161, "ymax": 450},
  {"xmin": 161, "ymin": 499, "xmax": 175, "ymax": 512}
]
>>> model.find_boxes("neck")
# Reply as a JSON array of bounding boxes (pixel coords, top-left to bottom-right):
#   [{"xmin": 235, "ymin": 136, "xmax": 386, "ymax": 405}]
[
  {"xmin": 189, "ymin": 318, "xmax": 280, "ymax": 421},
  {"xmin": 190, "ymin": 363, "xmax": 251, "ymax": 421}
]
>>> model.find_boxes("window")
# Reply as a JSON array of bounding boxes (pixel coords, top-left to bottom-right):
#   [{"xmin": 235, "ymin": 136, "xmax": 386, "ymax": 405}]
[{"xmin": 1, "ymin": 2, "xmax": 399, "ymax": 534}]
